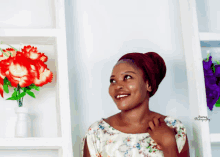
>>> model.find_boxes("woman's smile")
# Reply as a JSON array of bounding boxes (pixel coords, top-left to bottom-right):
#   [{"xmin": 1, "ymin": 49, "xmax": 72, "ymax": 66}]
[{"xmin": 115, "ymin": 94, "xmax": 131, "ymax": 101}]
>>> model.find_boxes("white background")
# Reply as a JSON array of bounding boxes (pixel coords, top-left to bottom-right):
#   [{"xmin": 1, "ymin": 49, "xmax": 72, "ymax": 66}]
[{"xmin": 0, "ymin": 0, "xmax": 219, "ymax": 156}]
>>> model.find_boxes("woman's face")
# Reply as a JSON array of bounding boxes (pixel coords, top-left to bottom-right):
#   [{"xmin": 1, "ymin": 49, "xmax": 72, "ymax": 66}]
[{"xmin": 109, "ymin": 61, "xmax": 152, "ymax": 111}]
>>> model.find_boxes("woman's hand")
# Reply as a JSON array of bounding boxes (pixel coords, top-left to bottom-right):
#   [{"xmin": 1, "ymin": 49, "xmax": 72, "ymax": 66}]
[{"xmin": 148, "ymin": 116, "xmax": 177, "ymax": 150}]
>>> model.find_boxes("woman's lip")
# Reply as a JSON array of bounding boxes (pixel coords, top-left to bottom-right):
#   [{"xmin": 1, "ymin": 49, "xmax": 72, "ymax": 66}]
[{"xmin": 115, "ymin": 94, "xmax": 131, "ymax": 100}]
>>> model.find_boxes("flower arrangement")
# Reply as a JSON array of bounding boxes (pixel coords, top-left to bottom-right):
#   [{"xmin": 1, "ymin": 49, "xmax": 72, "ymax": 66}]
[
  {"xmin": 203, "ymin": 51, "xmax": 220, "ymax": 111},
  {"xmin": 0, "ymin": 42, "xmax": 53, "ymax": 107}
]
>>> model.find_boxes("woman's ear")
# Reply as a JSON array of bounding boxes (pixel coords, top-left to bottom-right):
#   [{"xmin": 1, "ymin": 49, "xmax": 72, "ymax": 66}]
[{"xmin": 146, "ymin": 80, "xmax": 152, "ymax": 92}]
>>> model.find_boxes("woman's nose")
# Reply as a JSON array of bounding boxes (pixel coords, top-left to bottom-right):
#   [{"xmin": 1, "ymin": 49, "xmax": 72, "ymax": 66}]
[{"xmin": 116, "ymin": 83, "xmax": 124, "ymax": 89}]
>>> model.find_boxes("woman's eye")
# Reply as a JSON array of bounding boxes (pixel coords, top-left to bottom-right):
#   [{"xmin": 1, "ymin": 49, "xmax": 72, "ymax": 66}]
[
  {"xmin": 110, "ymin": 75, "xmax": 132, "ymax": 83},
  {"xmin": 125, "ymin": 75, "xmax": 132, "ymax": 79}
]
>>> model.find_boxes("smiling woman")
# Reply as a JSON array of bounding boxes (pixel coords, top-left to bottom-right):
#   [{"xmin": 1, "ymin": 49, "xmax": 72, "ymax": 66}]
[{"xmin": 81, "ymin": 52, "xmax": 189, "ymax": 157}]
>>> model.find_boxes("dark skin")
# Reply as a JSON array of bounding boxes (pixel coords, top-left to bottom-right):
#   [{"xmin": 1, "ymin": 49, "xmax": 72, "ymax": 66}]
[{"xmin": 83, "ymin": 60, "xmax": 190, "ymax": 157}]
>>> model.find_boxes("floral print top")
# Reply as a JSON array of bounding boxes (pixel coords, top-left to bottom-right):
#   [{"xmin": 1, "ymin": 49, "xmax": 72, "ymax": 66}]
[{"xmin": 81, "ymin": 116, "xmax": 187, "ymax": 157}]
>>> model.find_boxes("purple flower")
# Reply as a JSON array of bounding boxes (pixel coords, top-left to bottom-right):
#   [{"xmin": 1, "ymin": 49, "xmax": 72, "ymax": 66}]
[
  {"xmin": 203, "ymin": 55, "xmax": 220, "ymax": 111},
  {"xmin": 214, "ymin": 65, "xmax": 220, "ymax": 78},
  {"xmin": 205, "ymin": 84, "xmax": 220, "ymax": 111},
  {"xmin": 203, "ymin": 56, "xmax": 212, "ymax": 70}
]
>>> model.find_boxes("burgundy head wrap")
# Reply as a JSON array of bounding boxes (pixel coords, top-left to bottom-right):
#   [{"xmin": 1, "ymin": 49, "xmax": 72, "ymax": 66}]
[{"xmin": 116, "ymin": 52, "xmax": 166, "ymax": 98}]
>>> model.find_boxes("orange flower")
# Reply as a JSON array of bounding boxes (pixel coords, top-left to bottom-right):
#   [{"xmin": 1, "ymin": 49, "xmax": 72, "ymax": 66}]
[
  {"xmin": 0, "ymin": 53, "xmax": 33, "ymax": 97},
  {"xmin": 21, "ymin": 45, "xmax": 48, "ymax": 62},
  {"xmin": 0, "ymin": 45, "xmax": 53, "ymax": 98},
  {"xmin": 30, "ymin": 60, "xmax": 53, "ymax": 86},
  {"xmin": 0, "ymin": 77, "xmax": 3, "ymax": 98},
  {"xmin": 0, "ymin": 48, "xmax": 17, "ymax": 61}
]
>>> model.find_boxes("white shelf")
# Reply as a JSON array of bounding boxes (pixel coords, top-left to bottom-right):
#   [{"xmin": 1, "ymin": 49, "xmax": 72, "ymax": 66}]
[
  {"xmin": 210, "ymin": 133, "xmax": 220, "ymax": 143},
  {"xmin": 0, "ymin": 29, "xmax": 61, "ymax": 37},
  {"xmin": 199, "ymin": 32, "xmax": 220, "ymax": 41},
  {"xmin": 0, "ymin": 29, "xmax": 62, "ymax": 45},
  {"xmin": 0, "ymin": 36, "xmax": 56, "ymax": 45},
  {"xmin": 0, "ymin": 0, "xmax": 74, "ymax": 156},
  {"xmin": 0, "ymin": 138, "xmax": 63, "ymax": 150}
]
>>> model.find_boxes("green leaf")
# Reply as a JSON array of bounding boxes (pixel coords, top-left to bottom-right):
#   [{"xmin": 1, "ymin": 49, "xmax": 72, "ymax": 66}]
[
  {"xmin": 25, "ymin": 90, "xmax": 35, "ymax": 98},
  {"xmin": 215, "ymin": 103, "xmax": 220, "ymax": 107},
  {"xmin": 0, "ymin": 41, "xmax": 19, "ymax": 52},
  {"xmin": 0, "ymin": 48, "xmax": 9, "ymax": 57},
  {"xmin": 12, "ymin": 89, "xmax": 17, "ymax": 97},
  {"xmin": 3, "ymin": 77, "xmax": 7, "ymax": 83},
  {"xmin": 21, "ymin": 87, "xmax": 26, "ymax": 92},
  {"xmin": 34, "ymin": 86, "xmax": 40, "ymax": 91},
  {"xmin": 29, "ymin": 84, "xmax": 40, "ymax": 91},
  {"xmin": 6, "ymin": 51, "xmax": 13, "ymax": 57},
  {"xmin": 3, "ymin": 84, "xmax": 9, "ymax": 93},
  {"xmin": 3, "ymin": 77, "xmax": 12, "ymax": 87},
  {"xmin": 6, "ymin": 96, "xmax": 17, "ymax": 100},
  {"xmin": 212, "ymin": 65, "xmax": 215, "ymax": 73},
  {"xmin": 215, "ymin": 98, "xmax": 220, "ymax": 107},
  {"xmin": 8, "ymin": 82, "xmax": 12, "ymax": 87},
  {"xmin": 7, "ymin": 91, "xmax": 26, "ymax": 100},
  {"xmin": 17, "ymin": 90, "xmax": 20, "ymax": 96},
  {"xmin": 28, "ymin": 84, "xmax": 34, "ymax": 88},
  {"xmin": 17, "ymin": 92, "xmax": 26, "ymax": 99},
  {"xmin": 3, "ymin": 78, "xmax": 8, "ymax": 85},
  {"xmin": 207, "ymin": 53, "xmax": 210, "ymax": 61}
]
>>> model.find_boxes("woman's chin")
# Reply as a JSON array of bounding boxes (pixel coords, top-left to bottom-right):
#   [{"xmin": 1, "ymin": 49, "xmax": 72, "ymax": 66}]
[{"xmin": 116, "ymin": 104, "xmax": 132, "ymax": 111}]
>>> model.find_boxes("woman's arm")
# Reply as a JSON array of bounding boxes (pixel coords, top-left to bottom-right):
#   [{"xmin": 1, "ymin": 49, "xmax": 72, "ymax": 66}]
[
  {"xmin": 162, "ymin": 143, "xmax": 179, "ymax": 157},
  {"xmin": 83, "ymin": 138, "xmax": 91, "ymax": 157},
  {"xmin": 162, "ymin": 136, "xmax": 190, "ymax": 157},
  {"xmin": 177, "ymin": 136, "xmax": 190, "ymax": 157}
]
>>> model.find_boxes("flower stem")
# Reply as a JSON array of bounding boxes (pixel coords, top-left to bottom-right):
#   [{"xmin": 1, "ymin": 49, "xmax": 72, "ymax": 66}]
[{"xmin": 17, "ymin": 84, "xmax": 23, "ymax": 107}]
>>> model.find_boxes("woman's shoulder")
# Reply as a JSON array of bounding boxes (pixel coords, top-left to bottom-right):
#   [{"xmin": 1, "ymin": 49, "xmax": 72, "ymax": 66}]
[
  {"xmin": 84, "ymin": 117, "xmax": 113, "ymax": 134},
  {"xmin": 84, "ymin": 119, "xmax": 102, "ymax": 134},
  {"xmin": 152, "ymin": 112, "xmax": 184, "ymax": 124},
  {"xmin": 165, "ymin": 116, "xmax": 186, "ymax": 129},
  {"xmin": 149, "ymin": 112, "xmax": 186, "ymax": 134},
  {"xmin": 151, "ymin": 112, "xmax": 167, "ymax": 120}
]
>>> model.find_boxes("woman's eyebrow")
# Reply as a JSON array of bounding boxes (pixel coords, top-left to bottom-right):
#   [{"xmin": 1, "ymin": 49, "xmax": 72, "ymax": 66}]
[{"xmin": 110, "ymin": 71, "xmax": 136, "ymax": 78}]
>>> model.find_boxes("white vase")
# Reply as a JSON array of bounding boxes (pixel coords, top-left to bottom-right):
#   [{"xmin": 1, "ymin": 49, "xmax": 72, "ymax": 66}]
[{"xmin": 15, "ymin": 107, "xmax": 29, "ymax": 138}]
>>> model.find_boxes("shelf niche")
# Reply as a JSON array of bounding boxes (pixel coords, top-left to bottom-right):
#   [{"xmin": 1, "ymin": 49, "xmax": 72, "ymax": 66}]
[{"xmin": 0, "ymin": 36, "xmax": 61, "ymax": 138}]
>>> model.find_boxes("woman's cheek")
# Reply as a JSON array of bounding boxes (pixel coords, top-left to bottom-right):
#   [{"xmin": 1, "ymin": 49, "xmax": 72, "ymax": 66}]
[{"xmin": 129, "ymin": 85, "xmax": 134, "ymax": 89}]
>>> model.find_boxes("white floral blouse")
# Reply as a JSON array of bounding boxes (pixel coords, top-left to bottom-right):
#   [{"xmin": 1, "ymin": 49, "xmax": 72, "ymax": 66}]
[{"xmin": 81, "ymin": 116, "xmax": 187, "ymax": 157}]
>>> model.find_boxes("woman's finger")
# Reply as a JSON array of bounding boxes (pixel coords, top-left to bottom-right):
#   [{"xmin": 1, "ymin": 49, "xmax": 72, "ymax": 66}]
[
  {"xmin": 157, "ymin": 144, "xmax": 162, "ymax": 150},
  {"xmin": 172, "ymin": 128, "xmax": 177, "ymax": 135},
  {"xmin": 159, "ymin": 117, "xmax": 165, "ymax": 125},
  {"xmin": 148, "ymin": 121, "xmax": 155, "ymax": 130},
  {"xmin": 153, "ymin": 117, "xmax": 159, "ymax": 127},
  {"xmin": 147, "ymin": 127, "xmax": 152, "ymax": 133}
]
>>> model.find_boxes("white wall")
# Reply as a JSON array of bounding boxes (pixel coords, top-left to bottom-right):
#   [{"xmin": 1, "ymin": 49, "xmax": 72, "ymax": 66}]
[{"xmin": 65, "ymin": 0, "xmax": 194, "ymax": 156}]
